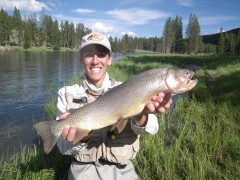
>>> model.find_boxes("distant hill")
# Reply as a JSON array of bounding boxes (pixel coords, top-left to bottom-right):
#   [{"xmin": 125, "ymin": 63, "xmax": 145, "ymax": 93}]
[{"xmin": 202, "ymin": 28, "xmax": 240, "ymax": 45}]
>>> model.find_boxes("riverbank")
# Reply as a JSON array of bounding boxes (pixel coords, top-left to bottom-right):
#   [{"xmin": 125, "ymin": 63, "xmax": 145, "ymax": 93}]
[
  {"xmin": 0, "ymin": 46, "xmax": 152, "ymax": 53},
  {"xmin": 0, "ymin": 46, "xmax": 78, "ymax": 52},
  {"xmin": 1, "ymin": 54, "xmax": 239, "ymax": 179}
]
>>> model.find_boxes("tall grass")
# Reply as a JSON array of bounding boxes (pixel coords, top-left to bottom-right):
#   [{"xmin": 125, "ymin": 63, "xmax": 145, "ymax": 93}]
[
  {"xmin": 131, "ymin": 54, "xmax": 240, "ymax": 179},
  {"xmin": 1, "ymin": 54, "xmax": 239, "ymax": 179}
]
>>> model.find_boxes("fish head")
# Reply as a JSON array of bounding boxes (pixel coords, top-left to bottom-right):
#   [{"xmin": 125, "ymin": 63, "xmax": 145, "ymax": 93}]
[{"xmin": 165, "ymin": 68, "xmax": 198, "ymax": 94}]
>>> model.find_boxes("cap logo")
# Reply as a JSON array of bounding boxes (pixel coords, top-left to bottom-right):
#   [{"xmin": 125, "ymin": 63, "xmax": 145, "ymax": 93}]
[{"xmin": 87, "ymin": 33, "xmax": 104, "ymax": 41}]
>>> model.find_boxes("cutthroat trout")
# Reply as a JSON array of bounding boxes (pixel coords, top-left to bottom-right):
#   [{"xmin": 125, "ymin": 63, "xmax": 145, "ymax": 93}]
[{"xmin": 34, "ymin": 68, "xmax": 198, "ymax": 154}]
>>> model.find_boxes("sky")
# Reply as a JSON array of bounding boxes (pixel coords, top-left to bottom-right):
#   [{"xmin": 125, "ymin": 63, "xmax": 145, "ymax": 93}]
[{"xmin": 1, "ymin": 0, "xmax": 240, "ymax": 38}]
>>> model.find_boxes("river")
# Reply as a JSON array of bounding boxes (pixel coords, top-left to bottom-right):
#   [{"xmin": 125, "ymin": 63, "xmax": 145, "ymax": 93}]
[{"xmin": 0, "ymin": 51, "xmax": 134, "ymax": 156}]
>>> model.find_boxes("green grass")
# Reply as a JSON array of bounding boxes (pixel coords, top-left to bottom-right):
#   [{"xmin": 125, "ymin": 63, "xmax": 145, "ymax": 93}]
[{"xmin": 1, "ymin": 54, "xmax": 239, "ymax": 179}]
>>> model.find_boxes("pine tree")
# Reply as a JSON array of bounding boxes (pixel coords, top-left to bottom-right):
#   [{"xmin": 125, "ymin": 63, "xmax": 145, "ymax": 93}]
[
  {"xmin": 174, "ymin": 16, "xmax": 183, "ymax": 53},
  {"xmin": 162, "ymin": 17, "xmax": 175, "ymax": 53},
  {"xmin": 114, "ymin": 37, "xmax": 119, "ymax": 52},
  {"xmin": 38, "ymin": 9, "xmax": 47, "ymax": 46},
  {"xmin": 0, "ymin": 8, "xmax": 10, "ymax": 45},
  {"xmin": 28, "ymin": 13, "xmax": 38, "ymax": 46},
  {"xmin": 52, "ymin": 20, "xmax": 60, "ymax": 48},
  {"xmin": 45, "ymin": 15, "xmax": 53, "ymax": 46},
  {"xmin": 60, "ymin": 21, "xmax": 64, "ymax": 47},
  {"xmin": 236, "ymin": 30, "xmax": 240, "ymax": 54},
  {"xmin": 217, "ymin": 28, "xmax": 225, "ymax": 54},
  {"xmin": 108, "ymin": 36, "xmax": 114, "ymax": 51},
  {"xmin": 121, "ymin": 34, "xmax": 128, "ymax": 52},
  {"xmin": 225, "ymin": 33, "xmax": 236, "ymax": 54},
  {"xmin": 23, "ymin": 21, "xmax": 31, "ymax": 49},
  {"xmin": 185, "ymin": 13, "xmax": 202, "ymax": 54},
  {"xmin": 75, "ymin": 23, "xmax": 85, "ymax": 47},
  {"xmin": 12, "ymin": 7, "xmax": 22, "ymax": 45},
  {"xmin": 63, "ymin": 21, "xmax": 69, "ymax": 47},
  {"xmin": 69, "ymin": 22, "xmax": 76, "ymax": 48}
]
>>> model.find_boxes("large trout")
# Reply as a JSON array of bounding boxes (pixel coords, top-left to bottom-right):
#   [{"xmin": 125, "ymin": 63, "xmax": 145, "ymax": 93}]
[{"xmin": 34, "ymin": 68, "xmax": 198, "ymax": 154}]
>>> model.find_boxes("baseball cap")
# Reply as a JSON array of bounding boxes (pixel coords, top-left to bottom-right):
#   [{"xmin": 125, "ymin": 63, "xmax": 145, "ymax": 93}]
[{"xmin": 80, "ymin": 32, "xmax": 111, "ymax": 52}]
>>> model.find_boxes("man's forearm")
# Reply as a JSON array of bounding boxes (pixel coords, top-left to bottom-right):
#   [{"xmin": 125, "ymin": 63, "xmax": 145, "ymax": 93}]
[{"xmin": 132, "ymin": 114, "xmax": 148, "ymax": 127}]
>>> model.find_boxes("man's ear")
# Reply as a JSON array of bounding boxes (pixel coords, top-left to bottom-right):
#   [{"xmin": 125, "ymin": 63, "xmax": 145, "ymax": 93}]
[{"xmin": 108, "ymin": 56, "xmax": 112, "ymax": 65}]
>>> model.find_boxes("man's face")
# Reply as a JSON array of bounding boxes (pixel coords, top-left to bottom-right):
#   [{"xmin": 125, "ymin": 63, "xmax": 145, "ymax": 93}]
[{"xmin": 80, "ymin": 44, "xmax": 112, "ymax": 87}]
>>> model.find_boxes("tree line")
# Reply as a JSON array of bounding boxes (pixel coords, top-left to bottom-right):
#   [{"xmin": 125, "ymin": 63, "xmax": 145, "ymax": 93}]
[
  {"xmin": 0, "ymin": 7, "xmax": 239, "ymax": 54},
  {"xmin": 0, "ymin": 7, "xmax": 92, "ymax": 49},
  {"xmin": 203, "ymin": 28, "xmax": 240, "ymax": 54}
]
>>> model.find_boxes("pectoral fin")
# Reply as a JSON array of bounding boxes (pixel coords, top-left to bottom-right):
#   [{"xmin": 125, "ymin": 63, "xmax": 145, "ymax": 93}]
[
  {"xmin": 111, "ymin": 118, "xmax": 128, "ymax": 133},
  {"xmin": 72, "ymin": 129, "xmax": 92, "ymax": 144}
]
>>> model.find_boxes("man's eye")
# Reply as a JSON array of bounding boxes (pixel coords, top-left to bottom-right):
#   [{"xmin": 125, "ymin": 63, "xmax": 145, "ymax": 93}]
[
  {"xmin": 83, "ymin": 52, "xmax": 107, "ymax": 58},
  {"xmin": 97, "ymin": 52, "xmax": 107, "ymax": 58},
  {"xmin": 83, "ymin": 53, "xmax": 94, "ymax": 57}
]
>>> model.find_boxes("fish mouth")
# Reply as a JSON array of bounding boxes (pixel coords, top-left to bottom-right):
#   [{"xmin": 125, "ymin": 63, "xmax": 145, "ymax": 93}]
[
  {"xmin": 187, "ymin": 73, "xmax": 196, "ymax": 85},
  {"xmin": 187, "ymin": 73, "xmax": 193, "ymax": 84},
  {"xmin": 166, "ymin": 69, "xmax": 198, "ymax": 94},
  {"xmin": 184, "ymin": 73, "xmax": 198, "ymax": 91},
  {"xmin": 187, "ymin": 78, "xmax": 198, "ymax": 89}
]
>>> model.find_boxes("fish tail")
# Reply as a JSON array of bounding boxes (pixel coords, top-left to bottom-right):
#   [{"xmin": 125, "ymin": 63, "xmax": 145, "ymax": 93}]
[{"xmin": 33, "ymin": 121, "xmax": 59, "ymax": 154}]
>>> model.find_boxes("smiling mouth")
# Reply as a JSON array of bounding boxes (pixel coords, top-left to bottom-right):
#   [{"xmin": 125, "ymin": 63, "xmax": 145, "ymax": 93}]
[{"xmin": 90, "ymin": 67, "xmax": 101, "ymax": 73}]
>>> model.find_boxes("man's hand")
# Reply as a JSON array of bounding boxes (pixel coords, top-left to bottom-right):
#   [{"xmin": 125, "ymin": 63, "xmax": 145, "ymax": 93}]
[
  {"xmin": 59, "ymin": 112, "xmax": 78, "ymax": 142},
  {"xmin": 133, "ymin": 92, "xmax": 173, "ymax": 127},
  {"xmin": 144, "ymin": 92, "xmax": 173, "ymax": 114}
]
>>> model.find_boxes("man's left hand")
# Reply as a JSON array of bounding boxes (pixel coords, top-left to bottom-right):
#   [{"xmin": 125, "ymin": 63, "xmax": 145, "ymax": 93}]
[
  {"xmin": 133, "ymin": 92, "xmax": 173, "ymax": 127},
  {"xmin": 144, "ymin": 92, "xmax": 173, "ymax": 114}
]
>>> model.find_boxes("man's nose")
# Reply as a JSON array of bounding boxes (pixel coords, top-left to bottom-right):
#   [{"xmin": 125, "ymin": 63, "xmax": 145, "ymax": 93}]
[{"xmin": 92, "ymin": 54, "xmax": 99, "ymax": 64}]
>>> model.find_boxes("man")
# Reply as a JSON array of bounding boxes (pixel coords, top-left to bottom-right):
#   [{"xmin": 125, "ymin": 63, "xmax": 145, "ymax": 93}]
[{"xmin": 56, "ymin": 32, "xmax": 173, "ymax": 180}]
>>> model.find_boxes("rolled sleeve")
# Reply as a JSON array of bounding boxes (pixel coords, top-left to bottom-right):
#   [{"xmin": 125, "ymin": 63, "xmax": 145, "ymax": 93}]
[{"xmin": 131, "ymin": 114, "xmax": 159, "ymax": 135}]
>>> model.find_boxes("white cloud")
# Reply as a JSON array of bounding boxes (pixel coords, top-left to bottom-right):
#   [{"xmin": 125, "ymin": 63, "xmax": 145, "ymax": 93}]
[
  {"xmin": 0, "ymin": 0, "xmax": 49, "ymax": 12},
  {"xmin": 72, "ymin": 8, "xmax": 95, "ymax": 14},
  {"xmin": 53, "ymin": 14, "xmax": 132, "ymax": 37},
  {"xmin": 121, "ymin": 32, "xmax": 137, "ymax": 37},
  {"xmin": 177, "ymin": 0, "xmax": 193, "ymax": 7},
  {"xmin": 106, "ymin": 8, "xmax": 169, "ymax": 25},
  {"xmin": 91, "ymin": 22, "xmax": 114, "ymax": 34}
]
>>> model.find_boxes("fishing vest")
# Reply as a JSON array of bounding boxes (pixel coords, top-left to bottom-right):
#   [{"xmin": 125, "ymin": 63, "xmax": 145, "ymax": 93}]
[{"xmin": 64, "ymin": 77, "xmax": 140, "ymax": 164}]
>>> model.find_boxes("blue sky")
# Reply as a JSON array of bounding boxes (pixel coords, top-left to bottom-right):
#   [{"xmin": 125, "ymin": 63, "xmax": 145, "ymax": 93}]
[{"xmin": 1, "ymin": 0, "xmax": 240, "ymax": 38}]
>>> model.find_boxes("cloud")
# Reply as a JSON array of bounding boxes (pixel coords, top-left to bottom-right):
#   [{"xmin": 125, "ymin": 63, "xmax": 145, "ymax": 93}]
[
  {"xmin": 72, "ymin": 8, "xmax": 95, "ymax": 14},
  {"xmin": 121, "ymin": 32, "xmax": 137, "ymax": 37},
  {"xmin": 53, "ymin": 14, "xmax": 134, "ymax": 37},
  {"xmin": 177, "ymin": 0, "xmax": 193, "ymax": 7},
  {"xmin": 91, "ymin": 22, "xmax": 114, "ymax": 34},
  {"xmin": 0, "ymin": 0, "xmax": 49, "ymax": 12},
  {"xmin": 106, "ymin": 8, "xmax": 169, "ymax": 25}
]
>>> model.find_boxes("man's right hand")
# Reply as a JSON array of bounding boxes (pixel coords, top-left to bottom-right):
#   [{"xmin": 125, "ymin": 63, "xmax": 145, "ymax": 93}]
[{"xmin": 59, "ymin": 112, "xmax": 78, "ymax": 142}]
